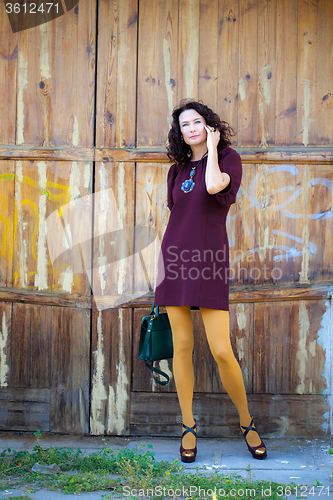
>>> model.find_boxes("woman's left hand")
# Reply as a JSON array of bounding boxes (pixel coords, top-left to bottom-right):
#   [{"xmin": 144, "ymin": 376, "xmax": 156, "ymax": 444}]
[{"xmin": 205, "ymin": 126, "xmax": 220, "ymax": 151}]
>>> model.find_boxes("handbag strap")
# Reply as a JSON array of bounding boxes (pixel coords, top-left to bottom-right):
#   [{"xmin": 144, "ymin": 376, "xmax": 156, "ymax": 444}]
[
  {"xmin": 149, "ymin": 300, "xmax": 159, "ymax": 318},
  {"xmin": 144, "ymin": 361, "xmax": 170, "ymax": 386}
]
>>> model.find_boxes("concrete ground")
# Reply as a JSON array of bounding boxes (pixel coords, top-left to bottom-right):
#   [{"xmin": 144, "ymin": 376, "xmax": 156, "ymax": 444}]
[{"xmin": 0, "ymin": 432, "xmax": 332, "ymax": 499}]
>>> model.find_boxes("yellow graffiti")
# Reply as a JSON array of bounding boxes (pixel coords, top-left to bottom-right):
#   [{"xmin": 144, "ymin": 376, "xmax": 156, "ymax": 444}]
[{"xmin": 1, "ymin": 172, "xmax": 72, "ymax": 285}]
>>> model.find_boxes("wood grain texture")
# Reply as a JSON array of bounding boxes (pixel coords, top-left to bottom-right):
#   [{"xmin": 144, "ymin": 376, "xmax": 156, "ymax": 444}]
[
  {"xmin": 0, "ymin": 17, "xmax": 17, "ymax": 146},
  {"xmin": 217, "ymin": 0, "xmax": 239, "ymax": 138},
  {"xmin": 50, "ymin": 307, "xmax": 90, "ymax": 433},
  {"xmin": 92, "ymin": 162, "xmax": 135, "ymax": 310},
  {"xmin": 0, "ymin": 162, "xmax": 14, "ymax": 287},
  {"xmin": 257, "ymin": 0, "xmax": 277, "ymax": 146},
  {"xmin": 296, "ymin": 0, "xmax": 317, "ymax": 147},
  {"xmin": 15, "ymin": 2, "xmax": 95, "ymax": 147},
  {"xmin": 0, "ymin": 388, "xmax": 50, "ymax": 432},
  {"xmin": 137, "ymin": 0, "xmax": 178, "ymax": 146},
  {"xmin": 275, "ymin": 0, "xmax": 297, "ymax": 144},
  {"xmin": 178, "ymin": 0, "xmax": 200, "ymax": 101},
  {"xmin": 315, "ymin": 0, "xmax": 333, "ymax": 145},
  {"xmin": 198, "ymin": 0, "xmax": 218, "ymax": 109},
  {"xmin": 96, "ymin": 0, "xmax": 138, "ymax": 148},
  {"xmin": 50, "ymin": 161, "xmax": 93, "ymax": 296},
  {"xmin": 90, "ymin": 308, "xmax": 132, "ymax": 435},
  {"xmin": 253, "ymin": 299, "xmax": 327, "ymax": 394},
  {"xmin": 130, "ymin": 392, "xmax": 330, "ymax": 437},
  {"xmin": 237, "ymin": 0, "xmax": 258, "ymax": 146},
  {"xmin": 10, "ymin": 303, "xmax": 52, "ymax": 388},
  {"xmin": 0, "ymin": 302, "xmax": 12, "ymax": 389}
]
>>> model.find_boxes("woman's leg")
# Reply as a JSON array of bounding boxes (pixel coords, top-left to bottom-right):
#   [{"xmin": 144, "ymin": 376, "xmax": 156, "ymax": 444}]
[
  {"xmin": 166, "ymin": 305, "xmax": 196, "ymax": 450},
  {"xmin": 199, "ymin": 307, "xmax": 261, "ymax": 448}
]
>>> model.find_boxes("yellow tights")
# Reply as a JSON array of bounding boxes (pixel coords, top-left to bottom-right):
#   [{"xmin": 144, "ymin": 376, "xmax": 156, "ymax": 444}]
[{"xmin": 166, "ymin": 306, "xmax": 261, "ymax": 450}]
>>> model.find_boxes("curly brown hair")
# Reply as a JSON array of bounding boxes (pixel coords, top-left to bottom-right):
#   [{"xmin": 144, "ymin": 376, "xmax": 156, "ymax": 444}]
[{"xmin": 167, "ymin": 99, "xmax": 235, "ymax": 165}]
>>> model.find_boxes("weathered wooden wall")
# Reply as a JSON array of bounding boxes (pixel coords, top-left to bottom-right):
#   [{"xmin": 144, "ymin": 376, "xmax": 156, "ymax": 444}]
[{"xmin": 0, "ymin": 0, "xmax": 332, "ymax": 437}]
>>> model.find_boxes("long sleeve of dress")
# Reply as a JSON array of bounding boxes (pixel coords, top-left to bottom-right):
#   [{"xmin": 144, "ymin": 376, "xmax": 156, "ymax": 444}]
[{"xmin": 215, "ymin": 148, "xmax": 242, "ymax": 207}]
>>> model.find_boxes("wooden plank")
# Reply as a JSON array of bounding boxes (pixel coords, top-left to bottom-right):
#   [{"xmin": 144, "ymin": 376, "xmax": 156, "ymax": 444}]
[
  {"xmin": 0, "ymin": 146, "xmax": 94, "ymax": 162},
  {"xmin": 306, "ymin": 164, "xmax": 333, "ymax": 281},
  {"xmin": 0, "ymin": 146, "xmax": 332, "ymax": 163},
  {"xmin": 257, "ymin": 0, "xmax": 277, "ymax": 146},
  {"xmin": 296, "ymin": 0, "xmax": 317, "ymax": 147},
  {"xmin": 137, "ymin": 0, "xmax": 178, "ymax": 147},
  {"xmin": 92, "ymin": 162, "xmax": 135, "ymax": 310},
  {"xmin": 0, "ymin": 287, "xmax": 91, "ymax": 308},
  {"xmin": 50, "ymin": 161, "xmax": 93, "ymax": 296},
  {"xmin": 275, "ymin": 0, "xmax": 297, "ymax": 144},
  {"xmin": 198, "ymin": 0, "xmax": 218, "ymax": 109},
  {"xmin": 13, "ymin": 161, "xmax": 53, "ymax": 290},
  {"xmin": 134, "ymin": 162, "xmax": 170, "ymax": 299},
  {"xmin": 130, "ymin": 392, "xmax": 331, "ymax": 437},
  {"xmin": 0, "ymin": 409, "xmax": 50, "ymax": 432},
  {"xmin": 253, "ymin": 300, "xmax": 327, "ymax": 394},
  {"xmin": 50, "ymin": 307, "xmax": 90, "ymax": 433},
  {"xmin": 178, "ymin": 0, "xmax": 200, "ymax": 101},
  {"xmin": 90, "ymin": 308, "xmax": 132, "ymax": 435},
  {"xmin": 0, "ymin": 16, "xmax": 17, "ymax": 145},
  {"xmin": 51, "ymin": 1, "xmax": 96, "ymax": 147},
  {"xmin": 315, "ymin": 0, "xmax": 333, "ymax": 145},
  {"xmin": 1, "ymin": 282, "xmax": 330, "ymax": 309},
  {"xmin": 0, "ymin": 387, "xmax": 50, "ymax": 402},
  {"xmin": 237, "ymin": 0, "xmax": 258, "ymax": 146},
  {"xmin": 218, "ymin": 0, "xmax": 239, "ymax": 139},
  {"xmin": 0, "ymin": 161, "xmax": 14, "ymax": 287},
  {"xmin": 96, "ymin": 0, "xmax": 138, "ymax": 148},
  {"xmin": 10, "ymin": 303, "xmax": 52, "ymax": 388},
  {"xmin": 0, "ymin": 302, "xmax": 12, "ymax": 389}
]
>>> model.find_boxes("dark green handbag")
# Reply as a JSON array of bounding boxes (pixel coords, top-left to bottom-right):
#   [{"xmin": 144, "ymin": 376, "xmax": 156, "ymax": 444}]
[{"xmin": 139, "ymin": 302, "xmax": 173, "ymax": 386}]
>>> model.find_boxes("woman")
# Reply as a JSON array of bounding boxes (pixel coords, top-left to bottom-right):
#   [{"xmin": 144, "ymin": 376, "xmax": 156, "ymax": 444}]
[{"xmin": 154, "ymin": 99, "xmax": 267, "ymax": 462}]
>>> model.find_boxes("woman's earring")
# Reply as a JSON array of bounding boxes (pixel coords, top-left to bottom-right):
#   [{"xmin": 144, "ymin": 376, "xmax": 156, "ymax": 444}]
[{"xmin": 181, "ymin": 135, "xmax": 184, "ymax": 143}]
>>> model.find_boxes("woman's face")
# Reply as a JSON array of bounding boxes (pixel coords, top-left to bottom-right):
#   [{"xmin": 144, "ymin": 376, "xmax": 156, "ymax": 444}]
[{"xmin": 179, "ymin": 109, "xmax": 207, "ymax": 147}]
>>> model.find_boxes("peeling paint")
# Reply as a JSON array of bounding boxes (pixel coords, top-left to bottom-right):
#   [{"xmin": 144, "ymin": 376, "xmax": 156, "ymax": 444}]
[
  {"xmin": 58, "ymin": 266, "xmax": 73, "ymax": 293},
  {"xmin": 17, "ymin": 54, "xmax": 28, "ymax": 145},
  {"xmin": 316, "ymin": 293, "xmax": 332, "ymax": 433},
  {"xmin": 107, "ymin": 308, "xmax": 129, "ymax": 434},
  {"xmin": 299, "ymin": 167, "xmax": 310, "ymax": 283},
  {"xmin": 238, "ymin": 77, "xmax": 246, "ymax": 101},
  {"xmin": 302, "ymin": 79, "xmax": 311, "ymax": 147},
  {"xmin": 184, "ymin": 0, "xmax": 198, "ymax": 97},
  {"xmin": 84, "ymin": 163, "xmax": 91, "ymax": 189},
  {"xmin": 163, "ymin": 38, "xmax": 174, "ymax": 127},
  {"xmin": 90, "ymin": 311, "xmax": 107, "ymax": 435},
  {"xmin": 296, "ymin": 301, "xmax": 310, "ymax": 394},
  {"xmin": 69, "ymin": 162, "xmax": 81, "ymax": 200},
  {"xmin": 40, "ymin": 24, "xmax": 51, "ymax": 79},
  {"xmin": 0, "ymin": 310, "xmax": 9, "ymax": 387},
  {"xmin": 34, "ymin": 162, "xmax": 48, "ymax": 290},
  {"xmin": 72, "ymin": 116, "xmax": 80, "ymax": 146},
  {"xmin": 152, "ymin": 360, "xmax": 172, "ymax": 391},
  {"xmin": 16, "ymin": 162, "xmax": 28, "ymax": 287},
  {"xmin": 236, "ymin": 303, "xmax": 247, "ymax": 330},
  {"xmin": 235, "ymin": 337, "xmax": 245, "ymax": 361}
]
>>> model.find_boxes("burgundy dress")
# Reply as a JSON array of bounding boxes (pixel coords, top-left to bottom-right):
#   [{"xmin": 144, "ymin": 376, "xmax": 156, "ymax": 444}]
[{"xmin": 154, "ymin": 147, "xmax": 242, "ymax": 311}]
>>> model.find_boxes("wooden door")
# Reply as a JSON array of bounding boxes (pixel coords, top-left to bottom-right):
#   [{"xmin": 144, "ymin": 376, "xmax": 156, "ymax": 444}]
[{"xmin": 0, "ymin": 0, "xmax": 332, "ymax": 437}]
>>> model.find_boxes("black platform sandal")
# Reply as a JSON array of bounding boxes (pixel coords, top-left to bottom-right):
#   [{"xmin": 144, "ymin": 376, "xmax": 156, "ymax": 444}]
[
  {"xmin": 240, "ymin": 417, "xmax": 267, "ymax": 460},
  {"xmin": 180, "ymin": 422, "xmax": 197, "ymax": 463}
]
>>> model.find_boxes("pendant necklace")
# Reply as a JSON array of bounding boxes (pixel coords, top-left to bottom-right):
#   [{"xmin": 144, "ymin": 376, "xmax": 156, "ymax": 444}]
[{"xmin": 181, "ymin": 151, "xmax": 208, "ymax": 194}]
